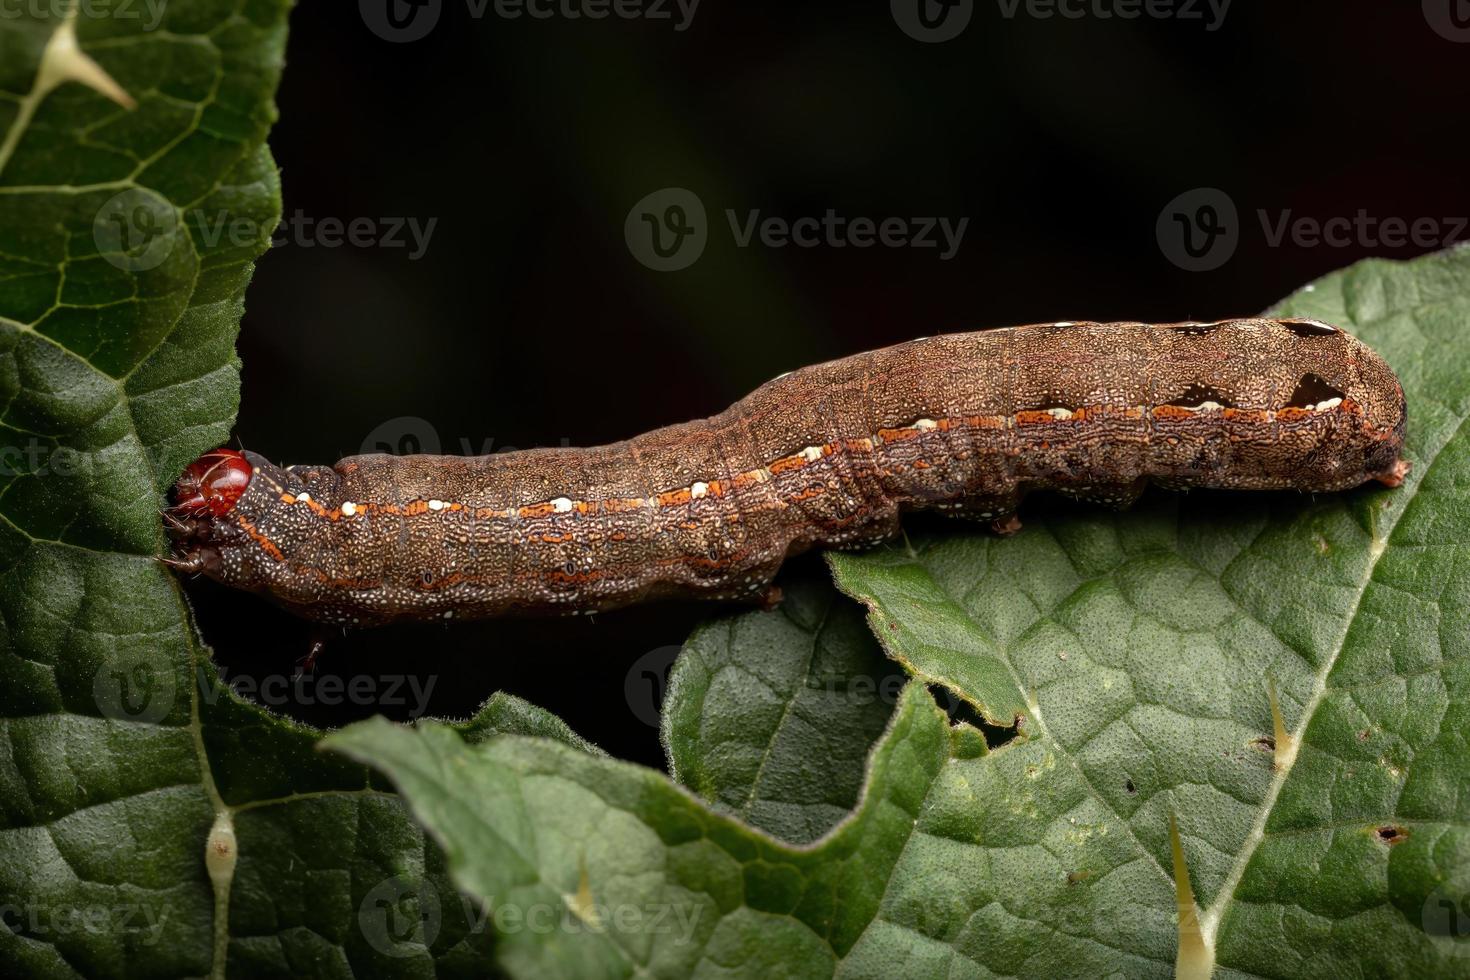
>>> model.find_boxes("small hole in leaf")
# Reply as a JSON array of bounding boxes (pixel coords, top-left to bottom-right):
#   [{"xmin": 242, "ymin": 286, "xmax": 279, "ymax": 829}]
[
  {"xmin": 928, "ymin": 684, "xmax": 1018, "ymax": 750},
  {"xmin": 1376, "ymin": 824, "xmax": 1408, "ymax": 845},
  {"xmin": 1251, "ymin": 736, "xmax": 1276, "ymax": 753},
  {"xmin": 1124, "ymin": 778, "xmax": 1137, "ymax": 795}
]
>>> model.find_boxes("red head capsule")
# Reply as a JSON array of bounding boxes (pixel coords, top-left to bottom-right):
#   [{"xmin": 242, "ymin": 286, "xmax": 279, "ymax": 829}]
[{"xmin": 173, "ymin": 449, "xmax": 252, "ymax": 516}]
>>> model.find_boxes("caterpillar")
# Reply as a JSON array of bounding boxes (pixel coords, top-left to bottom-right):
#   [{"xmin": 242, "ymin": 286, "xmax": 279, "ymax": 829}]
[{"xmin": 166, "ymin": 318, "xmax": 1408, "ymax": 627}]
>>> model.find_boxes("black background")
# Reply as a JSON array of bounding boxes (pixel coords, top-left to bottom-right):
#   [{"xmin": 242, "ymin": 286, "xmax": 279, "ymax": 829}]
[{"xmin": 186, "ymin": 0, "xmax": 1468, "ymax": 767}]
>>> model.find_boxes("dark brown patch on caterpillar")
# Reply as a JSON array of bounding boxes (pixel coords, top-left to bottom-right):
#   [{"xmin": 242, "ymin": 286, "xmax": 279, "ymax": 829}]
[{"xmin": 166, "ymin": 318, "xmax": 1409, "ymax": 626}]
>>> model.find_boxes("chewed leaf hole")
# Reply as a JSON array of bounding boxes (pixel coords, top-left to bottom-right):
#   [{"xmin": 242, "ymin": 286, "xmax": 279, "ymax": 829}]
[
  {"xmin": 1124, "ymin": 778, "xmax": 1138, "ymax": 795},
  {"xmin": 1250, "ymin": 735, "xmax": 1276, "ymax": 753},
  {"xmin": 1166, "ymin": 383, "xmax": 1236, "ymax": 410},
  {"xmin": 929, "ymin": 684, "xmax": 1018, "ymax": 750},
  {"xmin": 1286, "ymin": 373, "xmax": 1347, "ymax": 409},
  {"xmin": 1375, "ymin": 824, "xmax": 1409, "ymax": 845}
]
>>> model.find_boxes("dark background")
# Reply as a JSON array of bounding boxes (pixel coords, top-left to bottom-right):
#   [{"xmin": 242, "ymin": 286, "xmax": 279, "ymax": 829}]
[{"xmin": 188, "ymin": 1, "xmax": 1468, "ymax": 767}]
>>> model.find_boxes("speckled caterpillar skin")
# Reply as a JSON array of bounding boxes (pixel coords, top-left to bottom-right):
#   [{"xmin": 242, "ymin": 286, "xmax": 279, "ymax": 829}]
[{"xmin": 168, "ymin": 318, "xmax": 1408, "ymax": 626}]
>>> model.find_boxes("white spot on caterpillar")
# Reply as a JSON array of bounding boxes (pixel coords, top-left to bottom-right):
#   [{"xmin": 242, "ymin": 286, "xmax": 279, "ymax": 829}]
[
  {"xmin": 1195, "ymin": 401, "xmax": 1223, "ymax": 411},
  {"xmin": 800, "ymin": 446, "xmax": 824, "ymax": 463},
  {"xmin": 1315, "ymin": 397, "xmax": 1342, "ymax": 411},
  {"xmin": 428, "ymin": 499, "xmax": 446, "ymax": 511},
  {"xmin": 691, "ymin": 481, "xmax": 709, "ymax": 499},
  {"xmin": 1045, "ymin": 407, "xmax": 1073, "ymax": 419},
  {"xmin": 1054, "ymin": 321, "xmax": 1076, "ymax": 327},
  {"xmin": 297, "ymin": 492, "xmax": 311, "ymax": 503},
  {"xmin": 443, "ymin": 610, "xmax": 454, "ymax": 619},
  {"xmin": 341, "ymin": 501, "xmax": 357, "ymax": 517},
  {"xmin": 551, "ymin": 497, "xmax": 574, "ymax": 513},
  {"xmin": 914, "ymin": 418, "xmax": 939, "ymax": 431}
]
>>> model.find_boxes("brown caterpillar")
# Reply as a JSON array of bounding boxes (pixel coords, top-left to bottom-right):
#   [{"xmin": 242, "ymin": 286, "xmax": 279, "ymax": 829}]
[{"xmin": 166, "ymin": 318, "xmax": 1408, "ymax": 627}]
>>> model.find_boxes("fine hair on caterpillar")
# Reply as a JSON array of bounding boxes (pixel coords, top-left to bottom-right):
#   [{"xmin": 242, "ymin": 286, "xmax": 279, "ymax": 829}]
[{"xmin": 166, "ymin": 318, "xmax": 1409, "ymax": 627}]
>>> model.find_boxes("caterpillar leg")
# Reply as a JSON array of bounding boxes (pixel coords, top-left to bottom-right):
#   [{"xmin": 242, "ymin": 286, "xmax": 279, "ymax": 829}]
[
  {"xmin": 293, "ymin": 626, "xmax": 335, "ymax": 679},
  {"xmin": 990, "ymin": 513, "xmax": 1023, "ymax": 536}
]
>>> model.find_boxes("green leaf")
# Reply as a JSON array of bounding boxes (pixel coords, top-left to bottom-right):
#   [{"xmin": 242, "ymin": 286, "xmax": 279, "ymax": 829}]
[
  {"xmin": 329, "ymin": 248, "xmax": 1470, "ymax": 978},
  {"xmin": 828, "ymin": 245, "xmax": 1470, "ymax": 977},
  {"xmin": 662, "ymin": 573, "xmax": 905, "ymax": 843},
  {"xmin": 0, "ymin": 6, "xmax": 513, "ymax": 976}
]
